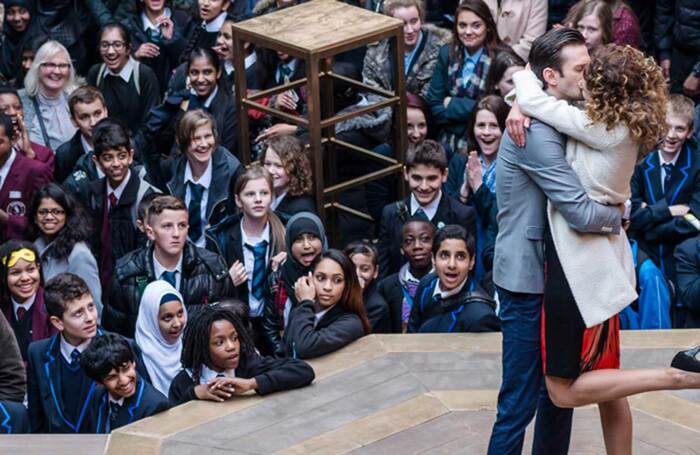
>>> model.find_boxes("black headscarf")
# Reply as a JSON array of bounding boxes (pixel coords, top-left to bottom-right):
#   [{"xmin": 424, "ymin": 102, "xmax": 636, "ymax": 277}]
[{"xmin": 280, "ymin": 212, "xmax": 327, "ymax": 306}]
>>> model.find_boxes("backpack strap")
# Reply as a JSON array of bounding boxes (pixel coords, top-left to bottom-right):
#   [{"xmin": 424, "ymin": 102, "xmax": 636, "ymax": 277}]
[
  {"xmin": 133, "ymin": 60, "xmax": 141, "ymax": 96},
  {"xmin": 96, "ymin": 63, "xmax": 107, "ymax": 88},
  {"xmin": 395, "ymin": 200, "xmax": 410, "ymax": 225}
]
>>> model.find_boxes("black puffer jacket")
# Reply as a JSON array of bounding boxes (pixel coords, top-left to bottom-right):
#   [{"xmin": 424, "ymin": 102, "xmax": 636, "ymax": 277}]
[
  {"xmin": 103, "ymin": 242, "xmax": 234, "ymax": 337},
  {"xmin": 655, "ymin": 0, "xmax": 700, "ymax": 59}
]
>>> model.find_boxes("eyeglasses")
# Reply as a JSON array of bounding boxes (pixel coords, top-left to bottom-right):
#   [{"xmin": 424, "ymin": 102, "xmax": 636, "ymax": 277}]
[
  {"xmin": 37, "ymin": 208, "xmax": 65, "ymax": 217},
  {"xmin": 40, "ymin": 62, "xmax": 70, "ymax": 71},
  {"xmin": 99, "ymin": 41, "xmax": 127, "ymax": 51}
]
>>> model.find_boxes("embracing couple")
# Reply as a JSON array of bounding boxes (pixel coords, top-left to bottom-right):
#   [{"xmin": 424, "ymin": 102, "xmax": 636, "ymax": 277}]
[{"xmin": 489, "ymin": 27, "xmax": 700, "ymax": 454}]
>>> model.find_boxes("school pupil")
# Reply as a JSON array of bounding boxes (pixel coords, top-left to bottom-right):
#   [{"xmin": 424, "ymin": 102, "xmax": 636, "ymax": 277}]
[
  {"xmin": 103, "ymin": 195, "xmax": 233, "ymax": 338},
  {"xmin": 182, "ymin": 0, "xmax": 232, "ymax": 59},
  {"xmin": 206, "ymin": 164, "xmax": 286, "ymax": 355},
  {"xmin": 262, "ymin": 212, "xmax": 327, "ymax": 355},
  {"xmin": 29, "ymin": 184, "xmax": 103, "ymax": 317},
  {"xmin": 169, "ymin": 305, "xmax": 314, "ymax": 405},
  {"xmin": 281, "ymin": 250, "xmax": 371, "ymax": 359},
  {"xmin": 377, "ymin": 218, "xmax": 436, "ymax": 333},
  {"xmin": 26, "ymin": 273, "xmax": 100, "ymax": 433},
  {"xmin": 58, "ymin": 86, "xmax": 109, "ymax": 189},
  {"xmin": 261, "ymin": 135, "xmax": 316, "ymax": 224},
  {"xmin": 0, "ymin": 111, "xmax": 53, "ymax": 244},
  {"xmin": 0, "ymin": 240, "xmax": 57, "ymax": 361},
  {"xmin": 142, "ymin": 108, "xmax": 242, "ymax": 247},
  {"xmin": 407, "ymin": 225, "xmax": 500, "ymax": 333},
  {"xmin": 81, "ymin": 333, "xmax": 170, "ymax": 433},
  {"xmin": 136, "ymin": 191, "xmax": 164, "ymax": 235},
  {"xmin": 135, "ymin": 280, "xmax": 187, "ymax": 397},
  {"xmin": 377, "ymin": 139, "xmax": 475, "ymax": 278},
  {"xmin": 344, "ymin": 241, "xmax": 391, "ymax": 333}
]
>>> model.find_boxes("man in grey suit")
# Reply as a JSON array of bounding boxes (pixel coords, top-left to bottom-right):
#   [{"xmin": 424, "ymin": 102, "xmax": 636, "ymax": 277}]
[{"xmin": 487, "ymin": 28, "xmax": 625, "ymax": 454}]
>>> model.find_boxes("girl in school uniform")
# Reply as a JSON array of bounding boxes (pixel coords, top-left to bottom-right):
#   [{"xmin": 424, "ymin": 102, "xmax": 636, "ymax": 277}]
[
  {"xmin": 135, "ymin": 280, "xmax": 188, "ymax": 397},
  {"xmin": 143, "ymin": 109, "xmax": 243, "ymax": 247},
  {"xmin": 181, "ymin": 0, "xmax": 232, "ymax": 60},
  {"xmin": 261, "ymin": 135, "xmax": 316, "ymax": 224},
  {"xmin": 281, "ymin": 249, "xmax": 371, "ymax": 359},
  {"xmin": 168, "ymin": 304, "xmax": 314, "ymax": 405},
  {"xmin": 206, "ymin": 164, "xmax": 286, "ymax": 355},
  {"xmin": 344, "ymin": 241, "xmax": 391, "ymax": 333},
  {"xmin": 261, "ymin": 211, "xmax": 327, "ymax": 356},
  {"xmin": 0, "ymin": 240, "xmax": 57, "ymax": 361}
]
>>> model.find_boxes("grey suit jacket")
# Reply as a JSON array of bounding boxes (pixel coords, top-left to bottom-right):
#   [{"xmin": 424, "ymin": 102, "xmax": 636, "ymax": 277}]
[{"xmin": 493, "ymin": 120, "xmax": 622, "ymax": 295}]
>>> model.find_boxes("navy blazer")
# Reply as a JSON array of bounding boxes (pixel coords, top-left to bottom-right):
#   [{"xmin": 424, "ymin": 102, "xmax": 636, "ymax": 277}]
[
  {"xmin": 630, "ymin": 145, "xmax": 700, "ymax": 279},
  {"xmin": 0, "ymin": 400, "xmax": 29, "ymax": 434},
  {"xmin": 407, "ymin": 273, "xmax": 500, "ymax": 334},
  {"xmin": 85, "ymin": 377, "xmax": 169, "ymax": 433},
  {"xmin": 26, "ymin": 329, "xmax": 148, "ymax": 433}
]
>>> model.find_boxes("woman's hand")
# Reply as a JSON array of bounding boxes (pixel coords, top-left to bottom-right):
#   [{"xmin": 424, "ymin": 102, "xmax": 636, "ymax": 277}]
[
  {"xmin": 135, "ymin": 43, "xmax": 160, "ymax": 59},
  {"xmin": 506, "ymin": 101, "xmax": 530, "ymax": 148},
  {"xmin": 228, "ymin": 260, "xmax": 248, "ymax": 287},
  {"xmin": 15, "ymin": 116, "xmax": 34, "ymax": 159},
  {"xmin": 255, "ymin": 123, "xmax": 297, "ymax": 142},
  {"xmin": 157, "ymin": 15, "xmax": 174, "ymax": 41},
  {"xmin": 467, "ymin": 151, "xmax": 483, "ymax": 192},
  {"xmin": 194, "ymin": 381, "xmax": 233, "ymax": 402},
  {"xmin": 270, "ymin": 252, "xmax": 287, "ymax": 273},
  {"xmin": 226, "ymin": 377, "xmax": 258, "ymax": 395},
  {"xmin": 294, "ymin": 274, "xmax": 316, "ymax": 302}
]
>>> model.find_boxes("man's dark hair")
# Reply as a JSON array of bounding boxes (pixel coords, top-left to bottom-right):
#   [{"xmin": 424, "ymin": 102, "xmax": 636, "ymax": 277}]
[
  {"xmin": 80, "ymin": 333, "xmax": 135, "ymax": 382},
  {"xmin": 432, "ymin": 224, "xmax": 476, "ymax": 257},
  {"xmin": 406, "ymin": 139, "xmax": 448, "ymax": 171},
  {"xmin": 529, "ymin": 28, "xmax": 586, "ymax": 88},
  {"xmin": 0, "ymin": 85, "xmax": 20, "ymax": 101},
  {"xmin": 44, "ymin": 273, "xmax": 91, "ymax": 319},
  {"xmin": 92, "ymin": 118, "xmax": 132, "ymax": 158}
]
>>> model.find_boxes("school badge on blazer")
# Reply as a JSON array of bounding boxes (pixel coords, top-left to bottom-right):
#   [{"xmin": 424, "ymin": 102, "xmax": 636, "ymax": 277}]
[{"xmin": 7, "ymin": 191, "xmax": 25, "ymax": 216}]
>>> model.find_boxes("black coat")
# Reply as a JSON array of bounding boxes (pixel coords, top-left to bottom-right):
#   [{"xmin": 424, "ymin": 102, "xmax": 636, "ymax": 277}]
[
  {"xmin": 407, "ymin": 273, "xmax": 500, "ymax": 334},
  {"xmin": 376, "ymin": 271, "xmax": 419, "ymax": 334},
  {"xmin": 55, "ymin": 131, "xmax": 85, "ymax": 183},
  {"xmin": 85, "ymin": 378, "xmax": 169, "ymax": 433},
  {"xmin": 655, "ymin": 0, "xmax": 700, "ymax": 59},
  {"xmin": 63, "ymin": 151, "xmax": 101, "ymax": 201},
  {"xmin": 0, "ymin": 400, "xmax": 29, "ymax": 434},
  {"xmin": 377, "ymin": 193, "xmax": 476, "ymax": 277},
  {"xmin": 674, "ymin": 235, "xmax": 700, "ymax": 328},
  {"xmin": 275, "ymin": 194, "xmax": 317, "ymax": 225},
  {"xmin": 364, "ymin": 282, "xmax": 391, "ymax": 333},
  {"xmin": 168, "ymin": 352, "xmax": 315, "ymax": 406},
  {"xmin": 280, "ymin": 300, "xmax": 365, "ymax": 359},
  {"xmin": 630, "ymin": 146, "xmax": 700, "ymax": 281},
  {"xmin": 102, "ymin": 242, "xmax": 234, "ymax": 337}
]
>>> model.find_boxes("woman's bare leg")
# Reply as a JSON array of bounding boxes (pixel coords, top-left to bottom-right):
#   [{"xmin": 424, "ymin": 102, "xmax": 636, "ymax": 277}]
[
  {"xmin": 599, "ymin": 398, "xmax": 632, "ymax": 455},
  {"xmin": 545, "ymin": 368, "xmax": 700, "ymax": 408}
]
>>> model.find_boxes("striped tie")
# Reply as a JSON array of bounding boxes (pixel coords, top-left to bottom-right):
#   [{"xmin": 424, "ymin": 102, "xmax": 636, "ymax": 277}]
[
  {"xmin": 188, "ymin": 183, "xmax": 205, "ymax": 242},
  {"xmin": 245, "ymin": 240, "xmax": 268, "ymax": 301}
]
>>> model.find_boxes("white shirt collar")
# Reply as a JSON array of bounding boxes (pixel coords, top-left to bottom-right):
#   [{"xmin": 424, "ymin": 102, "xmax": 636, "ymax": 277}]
[
  {"xmin": 199, "ymin": 364, "xmax": 235, "ymax": 384},
  {"xmin": 141, "ymin": 8, "xmax": 171, "ymax": 32},
  {"xmin": 314, "ymin": 305, "xmax": 334, "ymax": 327},
  {"xmin": 60, "ymin": 334, "xmax": 92, "ymax": 364},
  {"xmin": 0, "ymin": 149, "xmax": 17, "ymax": 189},
  {"xmin": 107, "ymin": 57, "xmax": 136, "ymax": 83},
  {"xmin": 189, "ymin": 85, "xmax": 219, "ymax": 109},
  {"xmin": 224, "ymin": 61, "xmax": 234, "ymax": 75},
  {"xmin": 432, "ymin": 277, "xmax": 469, "ymax": 300},
  {"xmin": 241, "ymin": 222, "xmax": 271, "ymax": 247},
  {"xmin": 271, "ymin": 191, "xmax": 288, "ymax": 210},
  {"xmin": 184, "ymin": 158, "xmax": 213, "ymax": 189},
  {"xmin": 400, "ymin": 264, "xmax": 421, "ymax": 284},
  {"xmin": 203, "ymin": 12, "xmax": 227, "ymax": 32},
  {"xmin": 80, "ymin": 135, "xmax": 92, "ymax": 155},
  {"xmin": 410, "ymin": 190, "xmax": 441, "ymax": 221},
  {"xmin": 152, "ymin": 252, "xmax": 183, "ymax": 280},
  {"xmin": 12, "ymin": 293, "xmax": 37, "ymax": 319},
  {"xmin": 107, "ymin": 169, "xmax": 131, "ymax": 202},
  {"xmin": 658, "ymin": 149, "xmax": 681, "ymax": 166},
  {"xmin": 108, "ymin": 396, "xmax": 125, "ymax": 406},
  {"xmin": 245, "ymin": 52, "xmax": 257, "ymax": 70}
]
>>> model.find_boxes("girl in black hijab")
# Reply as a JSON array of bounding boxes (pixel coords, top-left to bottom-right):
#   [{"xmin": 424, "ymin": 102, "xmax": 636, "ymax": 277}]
[{"xmin": 0, "ymin": 0, "xmax": 36, "ymax": 83}]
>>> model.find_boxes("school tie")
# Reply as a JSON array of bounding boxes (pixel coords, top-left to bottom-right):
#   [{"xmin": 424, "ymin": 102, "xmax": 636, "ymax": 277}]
[
  {"xmin": 279, "ymin": 64, "xmax": 293, "ymax": 83},
  {"xmin": 188, "ymin": 182, "xmax": 205, "ymax": 242},
  {"xmin": 99, "ymin": 193, "xmax": 118, "ymax": 287},
  {"xmin": 145, "ymin": 27, "xmax": 162, "ymax": 45},
  {"xmin": 415, "ymin": 208, "xmax": 430, "ymax": 222},
  {"xmin": 70, "ymin": 348, "xmax": 81, "ymax": 368},
  {"xmin": 662, "ymin": 163, "xmax": 674, "ymax": 192},
  {"xmin": 216, "ymin": 373, "xmax": 225, "ymax": 378},
  {"xmin": 15, "ymin": 307, "xmax": 27, "ymax": 322},
  {"xmin": 161, "ymin": 271, "xmax": 178, "ymax": 289},
  {"xmin": 245, "ymin": 240, "xmax": 268, "ymax": 301},
  {"xmin": 109, "ymin": 401, "xmax": 121, "ymax": 430}
]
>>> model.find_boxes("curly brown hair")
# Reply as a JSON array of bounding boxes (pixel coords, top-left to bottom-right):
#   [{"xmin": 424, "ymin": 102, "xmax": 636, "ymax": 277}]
[
  {"xmin": 262, "ymin": 135, "xmax": 313, "ymax": 197},
  {"xmin": 584, "ymin": 44, "xmax": 667, "ymax": 154}
]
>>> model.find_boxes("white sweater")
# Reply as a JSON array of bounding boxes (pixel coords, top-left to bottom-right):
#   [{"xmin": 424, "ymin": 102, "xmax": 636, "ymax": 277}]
[{"xmin": 514, "ymin": 70, "xmax": 637, "ymax": 327}]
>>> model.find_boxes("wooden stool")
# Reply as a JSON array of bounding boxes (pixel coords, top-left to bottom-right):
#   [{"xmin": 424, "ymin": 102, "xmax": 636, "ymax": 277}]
[{"xmin": 232, "ymin": 0, "xmax": 407, "ymax": 239}]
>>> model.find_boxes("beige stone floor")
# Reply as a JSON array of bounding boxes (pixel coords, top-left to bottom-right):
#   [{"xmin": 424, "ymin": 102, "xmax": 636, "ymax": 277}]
[{"xmin": 3, "ymin": 331, "xmax": 700, "ymax": 454}]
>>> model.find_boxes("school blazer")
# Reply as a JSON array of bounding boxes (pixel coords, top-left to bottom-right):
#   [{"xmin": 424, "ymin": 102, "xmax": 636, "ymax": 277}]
[
  {"xmin": 85, "ymin": 378, "xmax": 169, "ymax": 433},
  {"xmin": 0, "ymin": 152, "xmax": 53, "ymax": 243},
  {"xmin": 674, "ymin": 235, "xmax": 700, "ymax": 328},
  {"xmin": 376, "ymin": 272, "xmax": 410, "ymax": 334},
  {"xmin": 1, "ymin": 288, "xmax": 58, "ymax": 355},
  {"xmin": 281, "ymin": 300, "xmax": 365, "ymax": 359},
  {"xmin": 377, "ymin": 193, "xmax": 476, "ymax": 278},
  {"xmin": 168, "ymin": 353, "xmax": 315, "ymax": 406},
  {"xmin": 26, "ymin": 329, "xmax": 148, "ymax": 433},
  {"xmin": 630, "ymin": 145, "xmax": 700, "ymax": 277},
  {"xmin": 364, "ymin": 282, "xmax": 391, "ymax": 334},
  {"xmin": 0, "ymin": 400, "xmax": 29, "ymax": 434},
  {"xmin": 407, "ymin": 273, "xmax": 500, "ymax": 334},
  {"xmin": 54, "ymin": 130, "xmax": 84, "ymax": 183}
]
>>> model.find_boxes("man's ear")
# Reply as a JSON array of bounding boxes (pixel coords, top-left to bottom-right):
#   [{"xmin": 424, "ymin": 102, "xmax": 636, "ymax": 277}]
[
  {"xmin": 441, "ymin": 167, "xmax": 449, "ymax": 184},
  {"xmin": 542, "ymin": 67, "xmax": 558, "ymax": 88},
  {"xmin": 403, "ymin": 166, "xmax": 410, "ymax": 182},
  {"xmin": 49, "ymin": 315, "xmax": 64, "ymax": 332}
]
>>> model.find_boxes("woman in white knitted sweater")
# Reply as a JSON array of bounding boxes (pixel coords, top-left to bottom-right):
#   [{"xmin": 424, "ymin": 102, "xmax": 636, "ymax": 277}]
[{"xmin": 512, "ymin": 44, "xmax": 700, "ymax": 454}]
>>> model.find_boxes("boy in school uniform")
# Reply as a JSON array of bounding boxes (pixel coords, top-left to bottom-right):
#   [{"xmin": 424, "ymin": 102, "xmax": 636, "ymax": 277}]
[
  {"xmin": 0, "ymin": 112, "xmax": 53, "ymax": 244},
  {"xmin": 630, "ymin": 94, "xmax": 700, "ymax": 326},
  {"xmin": 81, "ymin": 333, "xmax": 169, "ymax": 433},
  {"xmin": 377, "ymin": 139, "xmax": 476, "ymax": 278},
  {"xmin": 103, "ymin": 195, "xmax": 233, "ymax": 338},
  {"xmin": 26, "ymin": 273, "xmax": 102, "ymax": 433},
  {"xmin": 407, "ymin": 225, "xmax": 500, "ymax": 334},
  {"xmin": 83, "ymin": 118, "xmax": 156, "ymax": 287}
]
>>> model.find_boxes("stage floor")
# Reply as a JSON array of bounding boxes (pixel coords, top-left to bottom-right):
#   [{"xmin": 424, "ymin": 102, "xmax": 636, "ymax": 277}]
[{"xmin": 3, "ymin": 331, "xmax": 700, "ymax": 454}]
